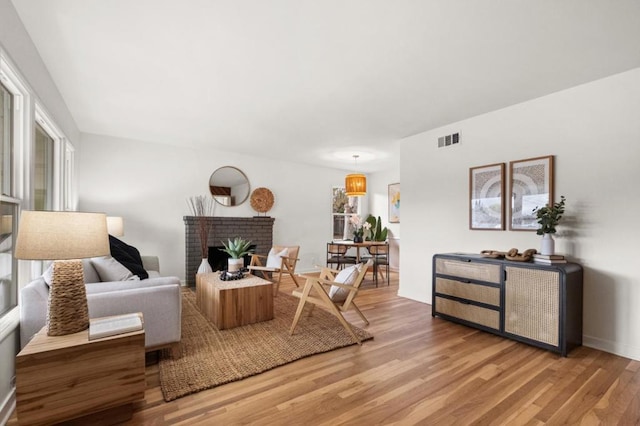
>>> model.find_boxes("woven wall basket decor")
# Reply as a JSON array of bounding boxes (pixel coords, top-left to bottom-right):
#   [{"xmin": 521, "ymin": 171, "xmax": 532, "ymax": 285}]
[{"xmin": 250, "ymin": 187, "xmax": 274, "ymax": 214}]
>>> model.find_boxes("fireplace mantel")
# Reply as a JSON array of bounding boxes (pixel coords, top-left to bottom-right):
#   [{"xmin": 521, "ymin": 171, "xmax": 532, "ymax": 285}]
[{"xmin": 184, "ymin": 216, "xmax": 274, "ymax": 287}]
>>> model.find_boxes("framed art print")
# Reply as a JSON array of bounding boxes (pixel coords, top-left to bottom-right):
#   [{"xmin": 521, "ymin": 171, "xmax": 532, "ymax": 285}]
[
  {"xmin": 509, "ymin": 155, "xmax": 554, "ymax": 231},
  {"xmin": 469, "ymin": 163, "xmax": 505, "ymax": 230},
  {"xmin": 388, "ymin": 183, "xmax": 400, "ymax": 223}
]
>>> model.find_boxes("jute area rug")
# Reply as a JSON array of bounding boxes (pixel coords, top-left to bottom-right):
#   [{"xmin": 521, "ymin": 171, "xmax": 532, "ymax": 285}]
[{"xmin": 159, "ymin": 289, "xmax": 373, "ymax": 402}]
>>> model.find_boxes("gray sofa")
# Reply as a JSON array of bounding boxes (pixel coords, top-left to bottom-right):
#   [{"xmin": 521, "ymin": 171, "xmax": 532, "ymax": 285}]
[{"xmin": 20, "ymin": 256, "xmax": 182, "ymax": 351}]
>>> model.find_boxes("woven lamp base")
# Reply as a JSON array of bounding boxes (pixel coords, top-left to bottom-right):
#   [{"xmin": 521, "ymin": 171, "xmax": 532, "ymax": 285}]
[{"xmin": 47, "ymin": 259, "xmax": 89, "ymax": 336}]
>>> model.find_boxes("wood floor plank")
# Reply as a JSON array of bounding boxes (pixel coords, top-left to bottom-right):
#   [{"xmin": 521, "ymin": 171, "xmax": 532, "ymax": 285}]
[{"xmin": 7, "ymin": 272, "xmax": 640, "ymax": 425}]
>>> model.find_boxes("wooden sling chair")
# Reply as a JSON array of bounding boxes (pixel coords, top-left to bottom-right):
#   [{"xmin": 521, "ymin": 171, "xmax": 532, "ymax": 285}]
[
  {"xmin": 290, "ymin": 259, "xmax": 373, "ymax": 344},
  {"xmin": 248, "ymin": 245, "xmax": 301, "ymax": 295}
]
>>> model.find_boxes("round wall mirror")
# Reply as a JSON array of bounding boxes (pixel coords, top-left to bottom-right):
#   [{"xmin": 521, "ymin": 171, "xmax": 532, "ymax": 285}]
[{"xmin": 209, "ymin": 166, "xmax": 250, "ymax": 206}]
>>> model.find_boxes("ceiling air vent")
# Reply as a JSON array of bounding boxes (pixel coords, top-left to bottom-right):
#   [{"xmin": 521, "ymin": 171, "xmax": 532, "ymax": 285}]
[{"xmin": 438, "ymin": 132, "xmax": 460, "ymax": 148}]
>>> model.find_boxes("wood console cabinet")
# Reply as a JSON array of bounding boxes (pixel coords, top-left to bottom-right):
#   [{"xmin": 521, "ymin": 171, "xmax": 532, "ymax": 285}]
[{"xmin": 432, "ymin": 253, "xmax": 583, "ymax": 356}]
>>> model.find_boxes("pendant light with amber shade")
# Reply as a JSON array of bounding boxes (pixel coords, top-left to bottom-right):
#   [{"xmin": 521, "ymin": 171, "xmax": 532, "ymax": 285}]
[{"xmin": 345, "ymin": 155, "xmax": 366, "ymax": 196}]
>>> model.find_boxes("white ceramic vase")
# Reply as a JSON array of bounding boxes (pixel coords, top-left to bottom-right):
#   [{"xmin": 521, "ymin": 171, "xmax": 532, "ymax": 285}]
[
  {"xmin": 197, "ymin": 258, "xmax": 212, "ymax": 274},
  {"xmin": 228, "ymin": 258, "xmax": 244, "ymax": 272},
  {"xmin": 540, "ymin": 234, "xmax": 555, "ymax": 256}
]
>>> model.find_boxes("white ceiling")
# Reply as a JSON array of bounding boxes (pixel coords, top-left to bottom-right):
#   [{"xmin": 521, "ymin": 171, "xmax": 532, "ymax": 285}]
[{"xmin": 11, "ymin": 0, "xmax": 640, "ymax": 172}]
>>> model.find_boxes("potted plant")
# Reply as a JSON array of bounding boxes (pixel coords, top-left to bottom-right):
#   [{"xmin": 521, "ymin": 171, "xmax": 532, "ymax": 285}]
[
  {"xmin": 532, "ymin": 195, "xmax": 566, "ymax": 255},
  {"xmin": 219, "ymin": 237, "xmax": 254, "ymax": 272},
  {"xmin": 349, "ymin": 215, "xmax": 367, "ymax": 242},
  {"xmin": 364, "ymin": 215, "xmax": 388, "ymax": 242}
]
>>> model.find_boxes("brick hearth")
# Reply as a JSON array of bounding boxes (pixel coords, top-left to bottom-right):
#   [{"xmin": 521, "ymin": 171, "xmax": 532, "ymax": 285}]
[{"xmin": 184, "ymin": 216, "xmax": 275, "ymax": 287}]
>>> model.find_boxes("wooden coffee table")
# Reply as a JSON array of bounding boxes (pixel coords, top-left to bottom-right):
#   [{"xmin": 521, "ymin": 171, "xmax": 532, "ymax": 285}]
[{"xmin": 196, "ymin": 272, "xmax": 274, "ymax": 329}]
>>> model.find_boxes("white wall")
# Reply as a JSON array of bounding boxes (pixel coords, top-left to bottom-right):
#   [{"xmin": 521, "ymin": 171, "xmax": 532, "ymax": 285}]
[
  {"xmin": 0, "ymin": 1, "xmax": 79, "ymax": 145},
  {"xmin": 400, "ymin": 68, "xmax": 640, "ymax": 360},
  {"xmin": 368, "ymin": 168, "xmax": 401, "ymax": 270},
  {"xmin": 368, "ymin": 169, "xmax": 401, "ymax": 239},
  {"xmin": 78, "ymin": 133, "xmax": 351, "ymax": 279}
]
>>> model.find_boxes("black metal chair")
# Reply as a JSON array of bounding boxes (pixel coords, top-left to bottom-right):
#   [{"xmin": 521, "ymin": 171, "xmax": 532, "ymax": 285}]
[
  {"xmin": 366, "ymin": 243, "xmax": 390, "ymax": 287},
  {"xmin": 326, "ymin": 243, "xmax": 357, "ymax": 270}
]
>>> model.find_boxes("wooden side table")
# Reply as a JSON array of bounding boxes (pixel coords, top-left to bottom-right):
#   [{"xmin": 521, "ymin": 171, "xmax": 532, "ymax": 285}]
[
  {"xmin": 196, "ymin": 272, "xmax": 273, "ymax": 329},
  {"xmin": 15, "ymin": 323, "xmax": 145, "ymax": 425}
]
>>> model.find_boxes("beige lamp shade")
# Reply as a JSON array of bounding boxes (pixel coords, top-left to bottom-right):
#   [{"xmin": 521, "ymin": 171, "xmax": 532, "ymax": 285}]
[
  {"xmin": 106, "ymin": 216, "xmax": 124, "ymax": 237},
  {"xmin": 15, "ymin": 211, "xmax": 110, "ymax": 260},
  {"xmin": 345, "ymin": 173, "xmax": 367, "ymax": 197},
  {"xmin": 15, "ymin": 211, "xmax": 110, "ymax": 336}
]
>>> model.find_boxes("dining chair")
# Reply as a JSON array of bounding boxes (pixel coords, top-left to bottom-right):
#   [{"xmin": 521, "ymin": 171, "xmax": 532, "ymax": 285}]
[
  {"xmin": 326, "ymin": 243, "xmax": 356, "ymax": 270},
  {"xmin": 366, "ymin": 243, "xmax": 390, "ymax": 286}
]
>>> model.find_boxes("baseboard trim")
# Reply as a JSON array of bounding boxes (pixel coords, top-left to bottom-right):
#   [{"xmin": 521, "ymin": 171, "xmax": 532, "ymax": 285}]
[
  {"xmin": 583, "ymin": 334, "xmax": 640, "ymax": 361},
  {"xmin": 0, "ymin": 387, "xmax": 16, "ymax": 426},
  {"xmin": 396, "ymin": 289, "xmax": 429, "ymax": 304}
]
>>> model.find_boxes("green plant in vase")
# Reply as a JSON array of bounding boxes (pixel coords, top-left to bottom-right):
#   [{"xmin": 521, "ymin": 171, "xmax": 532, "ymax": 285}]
[
  {"xmin": 220, "ymin": 237, "xmax": 254, "ymax": 272},
  {"xmin": 532, "ymin": 196, "xmax": 566, "ymax": 255},
  {"xmin": 364, "ymin": 215, "xmax": 388, "ymax": 241}
]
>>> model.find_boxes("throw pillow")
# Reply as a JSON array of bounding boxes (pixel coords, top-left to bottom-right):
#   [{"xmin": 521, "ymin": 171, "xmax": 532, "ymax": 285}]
[
  {"xmin": 42, "ymin": 260, "xmax": 101, "ymax": 286},
  {"xmin": 108, "ymin": 235, "xmax": 149, "ymax": 279},
  {"xmin": 91, "ymin": 256, "xmax": 140, "ymax": 282},
  {"xmin": 328, "ymin": 263, "xmax": 362, "ymax": 303},
  {"xmin": 82, "ymin": 258, "xmax": 101, "ymax": 283},
  {"xmin": 42, "ymin": 263, "xmax": 53, "ymax": 286},
  {"xmin": 266, "ymin": 247, "xmax": 289, "ymax": 268}
]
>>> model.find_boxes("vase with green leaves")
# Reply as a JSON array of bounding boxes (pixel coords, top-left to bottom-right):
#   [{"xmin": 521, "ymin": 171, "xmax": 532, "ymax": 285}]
[
  {"xmin": 532, "ymin": 195, "xmax": 566, "ymax": 255},
  {"xmin": 219, "ymin": 237, "xmax": 254, "ymax": 272}
]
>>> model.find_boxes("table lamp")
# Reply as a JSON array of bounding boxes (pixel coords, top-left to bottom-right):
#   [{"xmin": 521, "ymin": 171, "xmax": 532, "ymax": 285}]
[
  {"xmin": 106, "ymin": 216, "xmax": 124, "ymax": 237},
  {"xmin": 15, "ymin": 211, "xmax": 110, "ymax": 336},
  {"xmin": 1, "ymin": 214, "xmax": 12, "ymax": 235}
]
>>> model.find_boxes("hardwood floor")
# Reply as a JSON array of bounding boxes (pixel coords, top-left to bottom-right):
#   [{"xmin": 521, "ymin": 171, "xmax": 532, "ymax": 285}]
[{"xmin": 9, "ymin": 272, "xmax": 640, "ymax": 425}]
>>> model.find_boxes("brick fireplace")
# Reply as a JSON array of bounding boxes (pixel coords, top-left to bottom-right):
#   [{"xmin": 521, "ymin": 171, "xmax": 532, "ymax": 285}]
[{"xmin": 184, "ymin": 216, "xmax": 275, "ymax": 287}]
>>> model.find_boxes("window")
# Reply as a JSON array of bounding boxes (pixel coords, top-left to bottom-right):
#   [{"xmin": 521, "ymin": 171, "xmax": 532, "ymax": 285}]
[
  {"xmin": 0, "ymin": 83, "xmax": 17, "ymax": 316},
  {"xmin": 1, "ymin": 55, "xmax": 29, "ymax": 328},
  {"xmin": 332, "ymin": 187, "xmax": 360, "ymax": 240},
  {"xmin": 0, "ymin": 52, "xmax": 76, "ymax": 328},
  {"xmin": 0, "ymin": 83, "xmax": 12, "ymax": 196},
  {"xmin": 63, "ymin": 142, "xmax": 75, "ymax": 210},
  {"xmin": 34, "ymin": 123, "xmax": 54, "ymax": 210},
  {"xmin": 0, "ymin": 200, "xmax": 17, "ymax": 316},
  {"xmin": 35, "ymin": 103, "xmax": 71, "ymax": 211}
]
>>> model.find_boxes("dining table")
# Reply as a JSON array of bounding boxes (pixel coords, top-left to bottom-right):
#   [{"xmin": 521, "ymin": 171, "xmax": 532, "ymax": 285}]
[{"xmin": 330, "ymin": 240, "xmax": 388, "ymax": 263}]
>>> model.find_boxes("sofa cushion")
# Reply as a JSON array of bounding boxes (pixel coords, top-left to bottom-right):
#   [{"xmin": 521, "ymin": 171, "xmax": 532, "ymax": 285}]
[
  {"xmin": 43, "ymin": 259, "xmax": 101, "ymax": 286},
  {"xmin": 91, "ymin": 256, "xmax": 140, "ymax": 282},
  {"xmin": 109, "ymin": 235, "xmax": 149, "ymax": 279},
  {"xmin": 82, "ymin": 259, "xmax": 101, "ymax": 283},
  {"xmin": 84, "ymin": 276, "xmax": 181, "ymax": 295}
]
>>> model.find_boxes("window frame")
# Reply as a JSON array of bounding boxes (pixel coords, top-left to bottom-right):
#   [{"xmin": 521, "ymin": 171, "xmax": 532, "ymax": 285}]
[
  {"xmin": 331, "ymin": 186, "xmax": 361, "ymax": 240},
  {"xmin": 0, "ymin": 197, "xmax": 19, "ymax": 317},
  {"xmin": 0, "ymin": 53, "xmax": 30, "ymax": 337},
  {"xmin": 0, "ymin": 56, "xmax": 30, "ymax": 202},
  {"xmin": 63, "ymin": 141, "xmax": 75, "ymax": 211},
  {"xmin": 1, "ymin": 82, "xmax": 13, "ymax": 197},
  {"xmin": 35, "ymin": 104, "xmax": 65, "ymax": 211},
  {"xmin": 0, "ymin": 51, "xmax": 77, "ymax": 339},
  {"xmin": 34, "ymin": 122, "xmax": 55, "ymax": 210}
]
